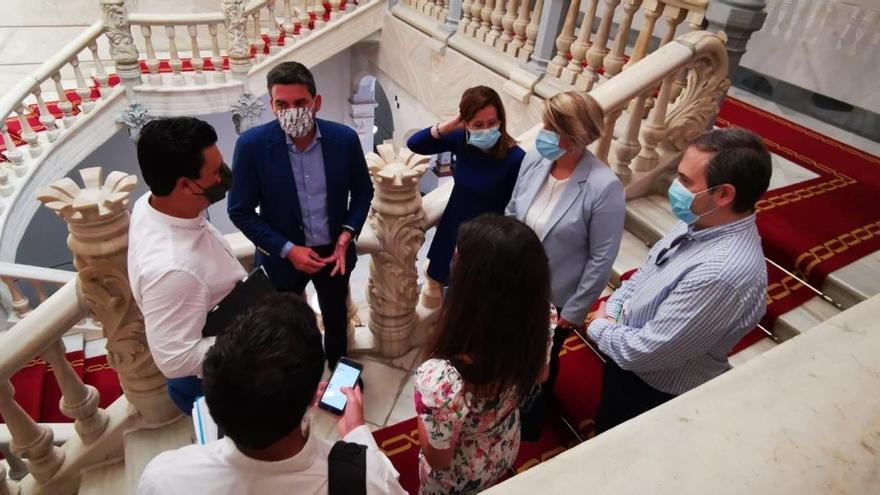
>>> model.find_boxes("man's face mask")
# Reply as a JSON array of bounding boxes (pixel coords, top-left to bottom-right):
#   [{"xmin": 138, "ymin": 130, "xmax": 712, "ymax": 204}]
[
  {"xmin": 277, "ymin": 106, "xmax": 315, "ymax": 138},
  {"xmin": 191, "ymin": 163, "xmax": 232, "ymax": 205}
]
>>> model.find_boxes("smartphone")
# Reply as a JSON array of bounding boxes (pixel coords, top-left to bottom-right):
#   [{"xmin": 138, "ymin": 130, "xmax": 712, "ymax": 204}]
[{"xmin": 318, "ymin": 357, "xmax": 363, "ymax": 415}]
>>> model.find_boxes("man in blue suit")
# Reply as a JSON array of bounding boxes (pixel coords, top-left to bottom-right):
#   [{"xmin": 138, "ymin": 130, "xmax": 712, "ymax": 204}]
[{"xmin": 228, "ymin": 61, "xmax": 373, "ymax": 369}]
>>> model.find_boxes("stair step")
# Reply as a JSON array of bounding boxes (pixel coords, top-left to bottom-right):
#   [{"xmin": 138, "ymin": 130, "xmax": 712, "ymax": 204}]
[
  {"xmin": 123, "ymin": 415, "xmax": 194, "ymax": 494},
  {"xmin": 79, "ymin": 460, "xmax": 127, "ymax": 495},
  {"xmin": 621, "ymin": 196, "xmax": 842, "ymax": 339}
]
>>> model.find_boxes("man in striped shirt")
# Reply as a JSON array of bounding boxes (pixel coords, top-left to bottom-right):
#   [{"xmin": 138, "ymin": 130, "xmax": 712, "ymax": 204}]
[{"xmin": 588, "ymin": 128, "xmax": 772, "ymax": 433}]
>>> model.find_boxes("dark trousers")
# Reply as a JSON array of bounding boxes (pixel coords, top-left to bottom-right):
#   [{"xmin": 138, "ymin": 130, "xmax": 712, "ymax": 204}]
[
  {"xmin": 520, "ymin": 323, "xmax": 571, "ymax": 441},
  {"xmin": 594, "ymin": 358, "xmax": 676, "ymax": 434},
  {"xmin": 287, "ymin": 244, "xmax": 351, "ymax": 370},
  {"xmin": 167, "ymin": 376, "xmax": 202, "ymax": 415}
]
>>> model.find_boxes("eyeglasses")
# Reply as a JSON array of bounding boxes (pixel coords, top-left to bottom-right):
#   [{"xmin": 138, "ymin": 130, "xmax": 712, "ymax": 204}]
[
  {"xmin": 655, "ymin": 233, "xmax": 689, "ymax": 266},
  {"xmin": 468, "ymin": 120, "xmax": 500, "ymax": 130}
]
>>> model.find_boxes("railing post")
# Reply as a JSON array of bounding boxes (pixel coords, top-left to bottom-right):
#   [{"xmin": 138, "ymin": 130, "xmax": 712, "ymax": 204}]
[
  {"xmin": 41, "ymin": 340, "xmax": 110, "ymax": 443},
  {"xmin": 38, "ymin": 167, "xmax": 180, "ymax": 426},
  {"xmin": 101, "ymin": 0, "xmax": 143, "ymax": 87},
  {"xmin": 223, "ymin": 0, "xmax": 253, "ymax": 80},
  {"xmin": 525, "ymin": 0, "xmax": 571, "ymax": 74},
  {"xmin": 444, "ymin": 0, "xmax": 465, "ymax": 31},
  {"xmin": 706, "ymin": 0, "xmax": 768, "ymax": 79},
  {"xmin": 365, "ymin": 145, "xmax": 429, "ymax": 358}
]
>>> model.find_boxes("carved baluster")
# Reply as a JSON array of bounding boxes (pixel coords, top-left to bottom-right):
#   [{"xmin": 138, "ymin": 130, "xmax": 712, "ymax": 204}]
[
  {"xmin": 0, "ymin": 463, "xmax": 19, "ymax": 495},
  {"xmin": 165, "ymin": 26, "xmax": 185, "ymax": 86},
  {"xmin": 280, "ymin": 0, "xmax": 296, "ymax": 42},
  {"xmin": 365, "ymin": 146, "xmax": 429, "ymax": 357},
  {"xmin": 468, "ymin": 0, "xmax": 484, "ymax": 37},
  {"xmin": 624, "ymin": 0, "xmax": 663, "ymax": 71},
  {"xmin": 660, "ymin": 6, "xmax": 685, "ymax": 46},
  {"xmin": 632, "ymin": 75, "xmax": 673, "ymax": 173},
  {"xmin": 521, "ymin": 0, "xmax": 545, "ymax": 61},
  {"xmin": 0, "ymin": 381, "xmax": 64, "ymax": 482},
  {"xmin": 250, "ymin": 12, "xmax": 265, "ymax": 60},
  {"xmin": 15, "ymin": 106, "xmax": 41, "ymax": 159},
  {"xmin": 0, "ymin": 168, "xmax": 13, "ymax": 205},
  {"xmin": 596, "ymin": 107, "xmax": 623, "ymax": 164},
  {"xmin": 486, "ymin": 0, "xmax": 505, "ymax": 45},
  {"xmin": 438, "ymin": 0, "xmax": 449, "ymax": 21},
  {"xmin": 477, "ymin": 0, "xmax": 495, "ymax": 42},
  {"xmin": 0, "ymin": 123, "xmax": 24, "ymax": 175},
  {"xmin": 223, "ymin": 0, "xmax": 253, "ymax": 78},
  {"xmin": 313, "ymin": 0, "xmax": 327, "ymax": 31},
  {"xmin": 187, "ymin": 25, "xmax": 207, "ymax": 85},
  {"xmin": 547, "ymin": 0, "xmax": 582, "ymax": 77},
  {"xmin": 299, "ymin": 0, "xmax": 313, "ymax": 38},
  {"xmin": 48, "ymin": 74, "xmax": 75, "ymax": 130},
  {"xmin": 609, "ymin": 92, "xmax": 650, "ymax": 183},
  {"xmin": 208, "ymin": 24, "xmax": 227, "ymax": 82},
  {"xmin": 459, "ymin": 0, "xmax": 473, "ymax": 34},
  {"xmin": 41, "ymin": 340, "xmax": 110, "ymax": 443},
  {"xmin": 70, "ymin": 56, "xmax": 95, "ymax": 114},
  {"xmin": 32, "ymin": 87, "xmax": 60, "ymax": 143},
  {"xmin": 0, "ymin": 277, "xmax": 32, "ymax": 318},
  {"xmin": 581, "ymin": 0, "xmax": 620, "ymax": 90},
  {"xmin": 329, "ymin": 0, "xmax": 342, "ymax": 19},
  {"xmin": 88, "ymin": 42, "xmax": 109, "ymax": 92},
  {"xmin": 602, "ymin": 0, "xmax": 641, "ymax": 79},
  {"xmin": 32, "ymin": 281, "xmax": 48, "ymax": 303},
  {"xmin": 38, "ymin": 168, "xmax": 180, "ymax": 425},
  {"xmin": 498, "ymin": 0, "xmax": 518, "ymax": 50},
  {"xmin": 564, "ymin": 0, "xmax": 599, "ymax": 86},
  {"xmin": 141, "ymin": 25, "xmax": 162, "ymax": 85},
  {"xmin": 506, "ymin": 0, "xmax": 528, "ymax": 55}
]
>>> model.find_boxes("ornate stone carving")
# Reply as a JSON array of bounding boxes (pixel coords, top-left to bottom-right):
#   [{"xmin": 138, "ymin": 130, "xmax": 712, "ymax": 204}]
[
  {"xmin": 222, "ymin": 0, "xmax": 252, "ymax": 78},
  {"xmin": 100, "ymin": 0, "xmax": 142, "ymax": 85},
  {"xmin": 37, "ymin": 167, "xmax": 180, "ymax": 426},
  {"xmin": 663, "ymin": 31, "xmax": 731, "ymax": 152},
  {"xmin": 117, "ymin": 103, "xmax": 153, "ymax": 140},
  {"xmin": 365, "ymin": 145, "xmax": 430, "ymax": 357},
  {"xmin": 230, "ymin": 92, "xmax": 265, "ymax": 135}
]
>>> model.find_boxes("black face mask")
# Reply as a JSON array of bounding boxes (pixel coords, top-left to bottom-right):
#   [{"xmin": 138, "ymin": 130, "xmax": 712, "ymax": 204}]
[{"xmin": 191, "ymin": 163, "xmax": 233, "ymax": 204}]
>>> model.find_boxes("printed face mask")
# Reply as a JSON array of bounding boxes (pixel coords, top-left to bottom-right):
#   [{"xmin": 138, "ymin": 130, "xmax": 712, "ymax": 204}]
[{"xmin": 277, "ymin": 106, "xmax": 315, "ymax": 138}]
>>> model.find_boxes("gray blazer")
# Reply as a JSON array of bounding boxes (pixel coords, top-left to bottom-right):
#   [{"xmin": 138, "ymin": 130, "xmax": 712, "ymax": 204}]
[{"xmin": 505, "ymin": 149, "xmax": 625, "ymax": 325}]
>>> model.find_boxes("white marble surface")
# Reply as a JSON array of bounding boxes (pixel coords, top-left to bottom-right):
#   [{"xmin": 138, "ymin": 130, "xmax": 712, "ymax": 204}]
[
  {"xmin": 740, "ymin": 0, "xmax": 880, "ymax": 114},
  {"xmin": 485, "ymin": 293, "xmax": 880, "ymax": 495}
]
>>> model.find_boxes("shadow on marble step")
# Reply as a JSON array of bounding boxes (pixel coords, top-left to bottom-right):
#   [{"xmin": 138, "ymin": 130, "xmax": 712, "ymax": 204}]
[
  {"xmin": 79, "ymin": 459, "xmax": 127, "ymax": 495},
  {"xmin": 123, "ymin": 415, "xmax": 195, "ymax": 494}
]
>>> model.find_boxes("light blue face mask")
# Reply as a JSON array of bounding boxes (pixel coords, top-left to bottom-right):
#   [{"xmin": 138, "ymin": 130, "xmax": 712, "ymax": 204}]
[
  {"xmin": 535, "ymin": 129, "xmax": 565, "ymax": 161},
  {"xmin": 467, "ymin": 126, "xmax": 502, "ymax": 150},
  {"xmin": 667, "ymin": 178, "xmax": 719, "ymax": 224}
]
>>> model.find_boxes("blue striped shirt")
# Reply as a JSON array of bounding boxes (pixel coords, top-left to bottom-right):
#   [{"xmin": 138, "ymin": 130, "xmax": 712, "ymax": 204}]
[{"xmin": 588, "ymin": 214, "xmax": 767, "ymax": 395}]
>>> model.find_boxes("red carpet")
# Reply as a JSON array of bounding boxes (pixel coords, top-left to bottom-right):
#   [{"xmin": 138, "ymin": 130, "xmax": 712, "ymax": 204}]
[{"xmin": 717, "ymin": 97, "xmax": 880, "ymax": 288}]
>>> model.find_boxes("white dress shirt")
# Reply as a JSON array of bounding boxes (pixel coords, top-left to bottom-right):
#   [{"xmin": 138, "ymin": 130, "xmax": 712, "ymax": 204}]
[
  {"xmin": 137, "ymin": 419, "xmax": 406, "ymax": 495},
  {"xmin": 128, "ymin": 193, "xmax": 247, "ymax": 379},
  {"xmin": 523, "ymin": 174, "xmax": 570, "ymax": 238}
]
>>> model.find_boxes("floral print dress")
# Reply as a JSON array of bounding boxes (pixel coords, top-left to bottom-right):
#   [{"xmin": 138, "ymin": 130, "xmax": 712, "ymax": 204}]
[{"xmin": 413, "ymin": 358, "xmax": 521, "ymax": 495}]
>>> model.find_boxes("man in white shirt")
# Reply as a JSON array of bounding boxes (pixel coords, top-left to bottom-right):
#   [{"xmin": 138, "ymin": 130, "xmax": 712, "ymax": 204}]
[
  {"xmin": 128, "ymin": 117, "xmax": 247, "ymax": 414},
  {"xmin": 137, "ymin": 294, "xmax": 406, "ymax": 494}
]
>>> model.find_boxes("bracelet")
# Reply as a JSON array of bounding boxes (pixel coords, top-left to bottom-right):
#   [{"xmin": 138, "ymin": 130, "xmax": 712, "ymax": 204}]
[{"xmin": 431, "ymin": 122, "xmax": 442, "ymax": 138}]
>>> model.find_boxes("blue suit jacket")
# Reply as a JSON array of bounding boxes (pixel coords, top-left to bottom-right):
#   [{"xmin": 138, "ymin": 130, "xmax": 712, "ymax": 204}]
[{"xmin": 227, "ymin": 118, "xmax": 374, "ymax": 291}]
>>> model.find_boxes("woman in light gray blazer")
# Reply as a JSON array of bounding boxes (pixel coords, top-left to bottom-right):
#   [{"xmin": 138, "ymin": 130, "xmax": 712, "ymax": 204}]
[{"xmin": 506, "ymin": 91, "xmax": 625, "ymax": 393}]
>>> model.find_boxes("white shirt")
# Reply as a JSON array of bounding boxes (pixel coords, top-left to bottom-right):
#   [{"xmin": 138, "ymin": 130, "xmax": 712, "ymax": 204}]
[
  {"xmin": 524, "ymin": 174, "xmax": 570, "ymax": 237},
  {"xmin": 137, "ymin": 420, "xmax": 406, "ymax": 495},
  {"xmin": 128, "ymin": 193, "xmax": 247, "ymax": 379}
]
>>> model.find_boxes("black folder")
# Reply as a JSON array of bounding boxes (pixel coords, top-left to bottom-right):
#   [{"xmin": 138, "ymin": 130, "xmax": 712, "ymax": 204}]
[{"xmin": 202, "ymin": 266, "xmax": 276, "ymax": 337}]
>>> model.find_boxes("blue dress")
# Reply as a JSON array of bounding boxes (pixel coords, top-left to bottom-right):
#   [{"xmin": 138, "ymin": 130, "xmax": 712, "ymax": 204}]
[{"xmin": 407, "ymin": 127, "xmax": 525, "ymax": 285}]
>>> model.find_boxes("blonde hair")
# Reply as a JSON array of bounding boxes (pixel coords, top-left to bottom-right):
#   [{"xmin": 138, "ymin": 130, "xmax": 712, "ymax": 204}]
[{"xmin": 542, "ymin": 92, "xmax": 604, "ymax": 150}]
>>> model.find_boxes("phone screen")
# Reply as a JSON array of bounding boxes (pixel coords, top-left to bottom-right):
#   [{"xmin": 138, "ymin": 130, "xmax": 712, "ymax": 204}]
[{"xmin": 320, "ymin": 360, "xmax": 361, "ymax": 413}]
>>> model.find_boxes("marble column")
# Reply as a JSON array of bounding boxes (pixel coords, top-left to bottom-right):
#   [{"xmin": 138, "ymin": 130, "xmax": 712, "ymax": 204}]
[
  {"xmin": 525, "ymin": 0, "xmax": 571, "ymax": 74},
  {"xmin": 445, "ymin": 0, "xmax": 465, "ymax": 31},
  {"xmin": 705, "ymin": 0, "xmax": 768, "ymax": 78}
]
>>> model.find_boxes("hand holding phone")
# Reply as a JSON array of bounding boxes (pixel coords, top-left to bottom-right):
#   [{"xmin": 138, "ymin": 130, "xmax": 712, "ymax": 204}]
[{"xmin": 318, "ymin": 358, "xmax": 363, "ymax": 415}]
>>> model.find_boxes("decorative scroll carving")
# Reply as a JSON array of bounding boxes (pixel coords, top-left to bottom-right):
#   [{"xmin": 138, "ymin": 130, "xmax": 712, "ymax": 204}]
[
  {"xmin": 37, "ymin": 167, "xmax": 180, "ymax": 426},
  {"xmin": 117, "ymin": 103, "xmax": 153, "ymax": 140},
  {"xmin": 230, "ymin": 92, "xmax": 265, "ymax": 135},
  {"xmin": 101, "ymin": 0, "xmax": 141, "ymax": 84},
  {"xmin": 223, "ymin": 0, "xmax": 252, "ymax": 77},
  {"xmin": 365, "ymin": 145, "xmax": 430, "ymax": 357}
]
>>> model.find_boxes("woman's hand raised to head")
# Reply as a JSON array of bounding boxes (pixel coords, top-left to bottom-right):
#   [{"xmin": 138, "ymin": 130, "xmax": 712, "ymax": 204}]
[{"xmin": 438, "ymin": 114, "xmax": 465, "ymax": 136}]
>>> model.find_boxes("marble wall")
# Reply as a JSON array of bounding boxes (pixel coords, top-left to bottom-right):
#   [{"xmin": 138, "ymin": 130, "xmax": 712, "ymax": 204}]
[{"xmin": 740, "ymin": 0, "xmax": 880, "ymax": 115}]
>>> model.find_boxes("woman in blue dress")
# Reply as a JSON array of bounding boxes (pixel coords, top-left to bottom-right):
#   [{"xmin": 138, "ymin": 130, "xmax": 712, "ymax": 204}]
[{"xmin": 407, "ymin": 86, "xmax": 526, "ymax": 286}]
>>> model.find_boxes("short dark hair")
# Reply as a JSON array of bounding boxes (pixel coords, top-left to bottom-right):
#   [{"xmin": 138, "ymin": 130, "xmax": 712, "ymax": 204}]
[
  {"xmin": 428, "ymin": 214, "xmax": 551, "ymax": 403},
  {"xmin": 266, "ymin": 61, "xmax": 316, "ymax": 97},
  {"xmin": 136, "ymin": 117, "xmax": 217, "ymax": 196},
  {"xmin": 691, "ymin": 127, "xmax": 772, "ymax": 213},
  {"xmin": 202, "ymin": 293, "xmax": 325, "ymax": 450}
]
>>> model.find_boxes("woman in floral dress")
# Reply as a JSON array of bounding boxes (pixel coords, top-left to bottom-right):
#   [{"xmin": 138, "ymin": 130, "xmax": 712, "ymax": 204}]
[{"xmin": 414, "ymin": 214, "xmax": 553, "ymax": 494}]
